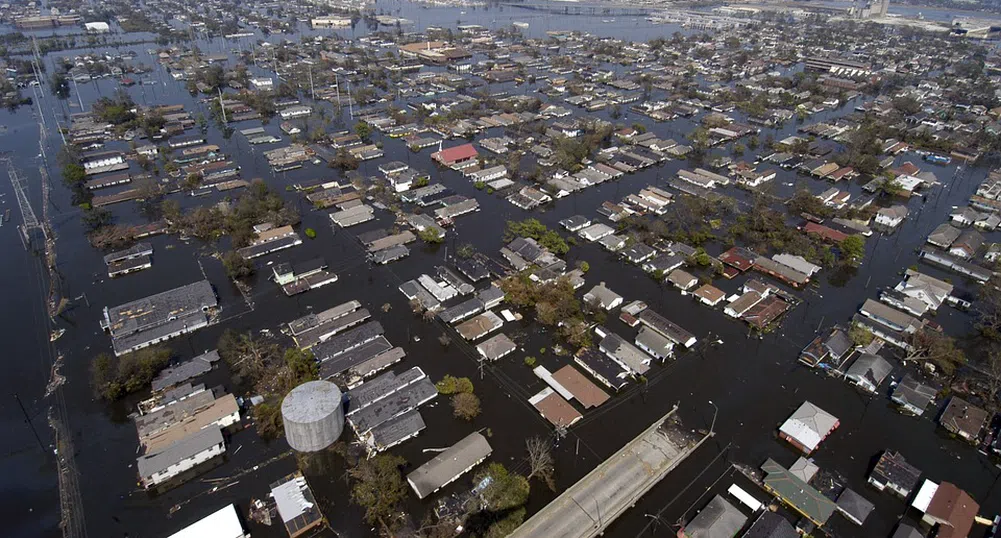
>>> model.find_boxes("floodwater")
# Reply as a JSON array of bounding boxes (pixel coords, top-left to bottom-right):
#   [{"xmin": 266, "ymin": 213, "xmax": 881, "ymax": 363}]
[{"xmin": 2, "ymin": 9, "xmax": 1000, "ymax": 538}]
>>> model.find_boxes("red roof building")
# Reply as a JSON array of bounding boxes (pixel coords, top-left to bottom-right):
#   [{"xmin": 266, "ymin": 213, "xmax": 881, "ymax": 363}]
[
  {"xmin": 432, "ymin": 143, "xmax": 479, "ymax": 166},
  {"xmin": 719, "ymin": 247, "xmax": 755, "ymax": 272},
  {"xmin": 803, "ymin": 222, "xmax": 848, "ymax": 243}
]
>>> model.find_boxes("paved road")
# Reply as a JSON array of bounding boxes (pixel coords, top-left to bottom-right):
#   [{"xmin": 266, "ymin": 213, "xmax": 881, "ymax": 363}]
[{"xmin": 509, "ymin": 405, "xmax": 711, "ymax": 538}]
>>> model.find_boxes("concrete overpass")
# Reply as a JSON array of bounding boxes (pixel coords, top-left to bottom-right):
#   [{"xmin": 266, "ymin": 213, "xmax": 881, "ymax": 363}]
[{"xmin": 509, "ymin": 405, "xmax": 711, "ymax": 538}]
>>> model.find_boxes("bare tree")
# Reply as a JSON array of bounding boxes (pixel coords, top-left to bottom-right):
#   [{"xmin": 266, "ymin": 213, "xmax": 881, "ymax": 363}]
[
  {"xmin": 525, "ymin": 436, "xmax": 556, "ymax": 491},
  {"xmin": 904, "ymin": 329, "xmax": 966, "ymax": 376},
  {"xmin": 982, "ymin": 347, "xmax": 1001, "ymax": 411}
]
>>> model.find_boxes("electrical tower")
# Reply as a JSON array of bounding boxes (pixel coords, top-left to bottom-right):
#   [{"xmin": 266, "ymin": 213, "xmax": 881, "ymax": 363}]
[{"xmin": 2, "ymin": 156, "xmax": 46, "ymax": 250}]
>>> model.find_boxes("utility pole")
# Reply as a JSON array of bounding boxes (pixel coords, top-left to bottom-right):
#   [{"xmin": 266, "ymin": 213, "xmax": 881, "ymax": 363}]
[
  {"xmin": 15, "ymin": 394, "xmax": 46, "ymax": 453},
  {"xmin": 308, "ymin": 66, "xmax": 314, "ymax": 101},
  {"xmin": 218, "ymin": 87, "xmax": 227, "ymax": 123},
  {"xmin": 347, "ymin": 79, "xmax": 354, "ymax": 118}
]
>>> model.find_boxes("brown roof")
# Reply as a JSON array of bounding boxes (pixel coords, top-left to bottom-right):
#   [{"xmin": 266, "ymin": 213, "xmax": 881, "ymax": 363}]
[
  {"xmin": 532, "ymin": 391, "xmax": 582, "ymax": 427},
  {"xmin": 927, "ymin": 482, "xmax": 978, "ymax": 538},
  {"xmin": 693, "ymin": 284, "xmax": 725, "ymax": 302},
  {"xmin": 552, "ymin": 365, "xmax": 609, "ymax": 408}
]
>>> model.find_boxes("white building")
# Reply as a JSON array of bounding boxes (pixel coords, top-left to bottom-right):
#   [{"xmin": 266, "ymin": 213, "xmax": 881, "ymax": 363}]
[
  {"xmin": 137, "ymin": 427, "xmax": 225, "ymax": 488},
  {"xmin": 250, "ymin": 77, "xmax": 274, "ymax": 91},
  {"xmin": 279, "ymin": 105, "xmax": 312, "ymax": 119}
]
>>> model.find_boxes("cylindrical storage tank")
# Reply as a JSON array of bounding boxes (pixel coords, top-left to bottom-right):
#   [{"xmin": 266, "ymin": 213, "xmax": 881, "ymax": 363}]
[{"xmin": 281, "ymin": 380, "xmax": 344, "ymax": 452}]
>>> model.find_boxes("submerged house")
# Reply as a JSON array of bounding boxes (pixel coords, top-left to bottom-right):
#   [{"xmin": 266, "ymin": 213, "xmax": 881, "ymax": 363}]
[{"xmin": 778, "ymin": 401, "xmax": 839, "ymax": 454}]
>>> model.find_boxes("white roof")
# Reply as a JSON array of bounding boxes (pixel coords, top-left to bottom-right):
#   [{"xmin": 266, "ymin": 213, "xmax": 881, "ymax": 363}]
[
  {"xmin": 272, "ymin": 476, "xmax": 313, "ymax": 524},
  {"xmin": 911, "ymin": 479, "xmax": 939, "ymax": 513},
  {"xmin": 167, "ymin": 504, "xmax": 245, "ymax": 538},
  {"xmin": 779, "ymin": 401, "xmax": 838, "ymax": 452}
]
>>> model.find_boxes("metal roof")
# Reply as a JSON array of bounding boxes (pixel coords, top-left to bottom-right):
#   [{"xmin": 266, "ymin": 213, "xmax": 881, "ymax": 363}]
[{"xmin": 407, "ymin": 432, "xmax": 492, "ymax": 499}]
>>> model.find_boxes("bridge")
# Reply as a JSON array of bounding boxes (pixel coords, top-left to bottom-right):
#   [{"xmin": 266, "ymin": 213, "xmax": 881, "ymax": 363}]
[{"xmin": 509, "ymin": 405, "xmax": 711, "ymax": 538}]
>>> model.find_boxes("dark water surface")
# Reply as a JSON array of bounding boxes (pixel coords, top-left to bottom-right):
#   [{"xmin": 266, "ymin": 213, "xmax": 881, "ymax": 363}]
[{"xmin": 2, "ymin": 11, "xmax": 1000, "ymax": 538}]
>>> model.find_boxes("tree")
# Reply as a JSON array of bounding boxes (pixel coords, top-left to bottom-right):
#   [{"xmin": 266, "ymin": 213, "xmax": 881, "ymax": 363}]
[
  {"xmin": 904, "ymin": 329, "xmax": 966, "ymax": 376},
  {"xmin": 331, "ymin": 148, "xmax": 359, "ymax": 170},
  {"xmin": 976, "ymin": 276, "xmax": 1001, "ymax": 340},
  {"xmin": 62, "ymin": 163, "xmax": 86, "ymax": 186},
  {"xmin": 484, "ymin": 508, "xmax": 526, "ymax": 538},
  {"xmin": 90, "ymin": 346, "xmax": 172, "ymax": 400},
  {"xmin": 452, "ymin": 392, "xmax": 481, "ymax": 420},
  {"xmin": 223, "ymin": 250, "xmax": 255, "ymax": 279},
  {"xmin": 253, "ymin": 401, "xmax": 284, "ymax": 440},
  {"xmin": 436, "ymin": 375, "xmax": 474, "ymax": 395},
  {"xmin": 420, "ymin": 227, "xmax": 444, "ymax": 244},
  {"xmin": 349, "ymin": 453, "xmax": 408, "ymax": 533},
  {"xmin": 474, "ymin": 463, "xmax": 530, "ymax": 512},
  {"xmin": 840, "ymin": 235, "xmax": 865, "ymax": 266},
  {"xmin": 82, "ymin": 207, "xmax": 112, "ymax": 231},
  {"xmin": 355, "ymin": 120, "xmax": 372, "ymax": 141},
  {"xmin": 525, "ymin": 436, "xmax": 556, "ymax": 490}
]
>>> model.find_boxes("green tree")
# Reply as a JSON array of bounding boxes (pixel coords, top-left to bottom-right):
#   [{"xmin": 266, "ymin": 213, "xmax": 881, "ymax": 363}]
[
  {"xmin": 355, "ymin": 120, "xmax": 372, "ymax": 141},
  {"xmin": 840, "ymin": 235, "xmax": 865, "ymax": 266},
  {"xmin": 420, "ymin": 227, "xmax": 444, "ymax": 244},
  {"xmin": 349, "ymin": 453, "xmax": 409, "ymax": 533},
  {"xmin": 436, "ymin": 375, "xmax": 474, "ymax": 395},
  {"xmin": 90, "ymin": 346, "xmax": 172, "ymax": 400},
  {"xmin": 62, "ymin": 163, "xmax": 86, "ymax": 186},
  {"xmin": 223, "ymin": 250, "xmax": 255, "ymax": 279},
  {"xmin": 475, "ymin": 463, "xmax": 530, "ymax": 511}
]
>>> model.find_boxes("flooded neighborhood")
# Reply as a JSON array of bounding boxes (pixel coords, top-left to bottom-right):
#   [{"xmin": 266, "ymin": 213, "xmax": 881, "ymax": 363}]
[{"xmin": 6, "ymin": 0, "xmax": 1001, "ymax": 537}]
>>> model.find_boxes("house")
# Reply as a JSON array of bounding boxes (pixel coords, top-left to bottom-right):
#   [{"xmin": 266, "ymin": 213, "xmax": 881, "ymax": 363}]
[
  {"xmin": 836, "ymin": 488, "xmax": 874, "ymax": 526},
  {"xmin": 579, "ymin": 223, "xmax": 615, "ymax": 242},
  {"xmin": 859, "ymin": 299, "xmax": 921, "ymax": 334},
  {"xmin": 165, "ymin": 504, "xmax": 249, "ymax": 538},
  {"xmin": 761, "ymin": 459, "xmax": 837, "ymax": 526},
  {"xmin": 891, "ymin": 375, "xmax": 937, "ymax": 416},
  {"xmin": 949, "ymin": 229, "xmax": 984, "ymax": 259},
  {"xmin": 975, "ymin": 213, "xmax": 1001, "ymax": 231},
  {"xmin": 868, "ymin": 450, "xmax": 921, "ymax": 499},
  {"xmin": 137, "ymin": 427, "xmax": 225, "ymax": 489},
  {"xmin": 950, "ymin": 206, "xmax": 982, "ymax": 227},
  {"xmin": 583, "ymin": 283, "xmax": 623, "ymax": 311},
  {"xmin": 939, "ymin": 396, "xmax": 987, "ymax": 443},
  {"xmin": 693, "ymin": 284, "xmax": 726, "ymax": 307},
  {"xmin": 799, "ymin": 328, "xmax": 854, "ymax": 368},
  {"xmin": 270, "ymin": 472, "xmax": 325, "ymax": 538},
  {"xmin": 407, "ymin": 432, "xmax": 492, "ymax": 499},
  {"xmin": 876, "ymin": 205, "xmax": 909, "ymax": 229},
  {"xmin": 279, "ymin": 105, "xmax": 312, "ymax": 119},
  {"xmin": 911, "ymin": 481, "xmax": 978, "ymax": 538},
  {"xmin": 595, "ymin": 326, "xmax": 652, "ymax": 375},
  {"xmin": 560, "ymin": 215, "xmax": 591, "ymax": 232},
  {"xmin": 682, "ymin": 495, "xmax": 747, "ymax": 538},
  {"xmin": 724, "ymin": 291, "xmax": 763, "ymax": 318},
  {"xmin": 927, "ymin": 223, "xmax": 962, "ymax": 249},
  {"xmin": 667, "ymin": 269, "xmax": 699, "ymax": 291},
  {"xmin": 634, "ymin": 326, "xmax": 675, "ymax": 361},
  {"xmin": 894, "ymin": 270, "xmax": 953, "ymax": 314},
  {"xmin": 891, "ymin": 523, "xmax": 925, "ymax": 538},
  {"xmin": 431, "ymin": 143, "xmax": 478, "ymax": 168},
  {"xmin": 741, "ymin": 511, "xmax": 798, "ymax": 538},
  {"xmin": 772, "ymin": 254, "xmax": 821, "ymax": 277},
  {"xmin": 844, "ymin": 353, "xmax": 892, "ymax": 393},
  {"xmin": 778, "ymin": 401, "xmax": 839, "ymax": 454}
]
